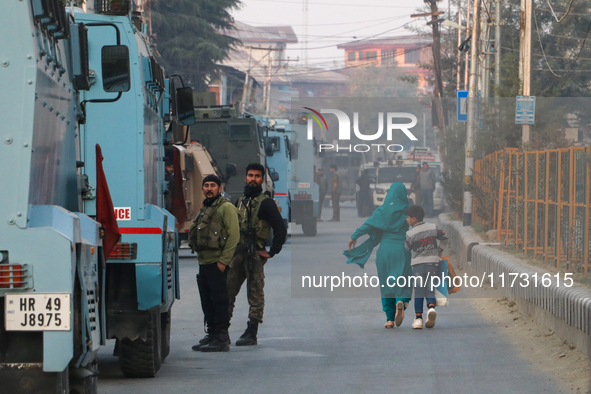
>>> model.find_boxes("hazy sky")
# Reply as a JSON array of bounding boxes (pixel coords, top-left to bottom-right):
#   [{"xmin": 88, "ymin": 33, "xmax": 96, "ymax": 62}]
[{"xmin": 232, "ymin": 0, "xmax": 455, "ymax": 70}]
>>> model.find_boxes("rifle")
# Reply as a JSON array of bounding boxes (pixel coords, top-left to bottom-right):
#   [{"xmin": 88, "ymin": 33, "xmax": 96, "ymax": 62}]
[{"xmin": 238, "ymin": 198, "xmax": 257, "ymax": 282}]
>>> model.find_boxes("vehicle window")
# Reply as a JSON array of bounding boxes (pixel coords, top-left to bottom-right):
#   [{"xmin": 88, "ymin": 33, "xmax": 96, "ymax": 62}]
[
  {"xmin": 229, "ymin": 124, "xmax": 251, "ymax": 141},
  {"xmin": 263, "ymin": 136, "xmax": 281, "ymax": 151},
  {"xmin": 377, "ymin": 167, "xmax": 417, "ymax": 183}
]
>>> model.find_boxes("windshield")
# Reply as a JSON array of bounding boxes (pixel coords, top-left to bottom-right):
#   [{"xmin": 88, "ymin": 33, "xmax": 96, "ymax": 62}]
[
  {"xmin": 362, "ymin": 167, "xmax": 377, "ymax": 179},
  {"xmin": 377, "ymin": 167, "xmax": 419, "ymax": 184}
]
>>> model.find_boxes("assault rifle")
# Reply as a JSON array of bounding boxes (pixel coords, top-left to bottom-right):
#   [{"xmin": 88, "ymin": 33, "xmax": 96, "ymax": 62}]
[{"xmin": 237, "ymin": 198, "xmax": 257, "ymax": 282}]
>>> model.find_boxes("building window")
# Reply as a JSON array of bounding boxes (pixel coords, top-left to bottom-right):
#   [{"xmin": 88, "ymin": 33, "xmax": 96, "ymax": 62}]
[
  {"xmin": 404, "ymin": 48, "xmax": 421, "ymax": 64},
  {"xmin": 348, "ymin": 51, "xmax": 356, "ymax": 61},
  {"xmin": 359, "ymin": 51, "xmax": 364, "ymax": 61},
  {"xmin": 381, "ymin": 50, "xmax": 396, "ymax": 64},
  {"xmin": 367, "ymin": 51, "xmax": 377, "ymax": 61}
]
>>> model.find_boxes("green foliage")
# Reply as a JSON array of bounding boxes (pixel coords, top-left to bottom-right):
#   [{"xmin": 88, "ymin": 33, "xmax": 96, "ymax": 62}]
[{"xmin": 152, "ymin": 0, "xmax": 242, "ymax": 91}]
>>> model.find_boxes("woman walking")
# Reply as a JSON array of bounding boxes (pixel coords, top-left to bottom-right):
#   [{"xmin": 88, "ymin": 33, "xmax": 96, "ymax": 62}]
[{"xmin": 345, "ymin": 183, "xmax": 413, "ymax": 328}]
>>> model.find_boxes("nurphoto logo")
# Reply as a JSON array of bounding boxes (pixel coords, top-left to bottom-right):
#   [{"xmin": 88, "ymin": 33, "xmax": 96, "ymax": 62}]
[{"xmin": 303, "ymin": 107, "xmax": 419, "ymax": 153}]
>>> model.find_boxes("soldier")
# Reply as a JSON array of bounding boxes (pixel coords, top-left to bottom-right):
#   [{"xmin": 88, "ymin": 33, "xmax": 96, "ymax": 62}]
[
  {"xmin": 189, "ymin": 174, "xmax": 240, "ymax": 352},
  {"xmin": 228, "ymin": 163, "xmax": 287, "ymax": 346},
  {"xmin": 329, "ymin": 164, "xmax": 342, "ymax": 222},
  {"xmin": 316, "ymin": 167, "xmax": 329, "ymax": 221}
]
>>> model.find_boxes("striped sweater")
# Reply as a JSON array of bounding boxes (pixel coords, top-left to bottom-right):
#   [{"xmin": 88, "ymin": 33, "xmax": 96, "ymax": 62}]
[{"xmin": 405, "ymin": 222, "xmax": 449, "ymax": 266}]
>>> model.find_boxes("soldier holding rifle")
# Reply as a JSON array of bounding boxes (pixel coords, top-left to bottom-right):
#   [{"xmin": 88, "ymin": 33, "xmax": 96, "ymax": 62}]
[{"xmin": 228, "ymin": 163, "xmax": 287, "ymax": 346}]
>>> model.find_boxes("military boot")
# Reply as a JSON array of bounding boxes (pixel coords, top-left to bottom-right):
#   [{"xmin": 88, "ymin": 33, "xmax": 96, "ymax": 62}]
[
  {"xmin": 235, "ymin": 321, "xmax": 258, "ymax": 346},
  {"xmin": 200, "ymin": 327, "xmax": 230, "ymax": 352},
  {"xmin": 192, "ymin": 326, "xmax": 215, "ymax": 351}
]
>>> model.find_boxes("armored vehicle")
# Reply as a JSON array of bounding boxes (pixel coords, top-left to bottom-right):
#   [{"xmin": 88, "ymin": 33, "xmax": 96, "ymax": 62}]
[{"xmin": 0, "ymin": 0, "xmax": 113, "ymax": 392}]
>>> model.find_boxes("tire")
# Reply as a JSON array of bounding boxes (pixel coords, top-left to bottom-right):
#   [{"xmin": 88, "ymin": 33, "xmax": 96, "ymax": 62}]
[
  {"xmin": 118, "ymin": 311, "xmax": 162, "ymax": 378},
  {"xmin": 302, "ymin": 219, "xmax": 317, "ymax": 236},
  {"xmin": 69, "ymin": 360, "xmax": 98, "ymax": 394},
  {"xmin": 161, "ymin": 311, "xmax": 171, "ymax": 361}
]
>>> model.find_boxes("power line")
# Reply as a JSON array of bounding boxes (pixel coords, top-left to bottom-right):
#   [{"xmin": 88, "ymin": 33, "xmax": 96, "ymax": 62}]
[
  {"xmin": 545, "ymin": 0, "xmax": 576, "ymax": 23},
  {"xmin": 239, "ymin": 15, "xmax": 407, "ymax": 27},
  {"xmin": 532, "ymin": 8, "xmax": 591, "ymax": 77},
  {"xmin": 244, "ymin": 0, "xmax": 418, "ymax": 8}
]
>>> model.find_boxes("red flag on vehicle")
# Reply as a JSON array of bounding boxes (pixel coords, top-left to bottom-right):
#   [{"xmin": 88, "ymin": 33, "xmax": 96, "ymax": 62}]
[
  {"xmin": 95, "ymin": 144, "xmax": 120, "ymax": 259},
  {"xmin": 171, "ymin": 148, "xmax": 188, "ymax": 226}
]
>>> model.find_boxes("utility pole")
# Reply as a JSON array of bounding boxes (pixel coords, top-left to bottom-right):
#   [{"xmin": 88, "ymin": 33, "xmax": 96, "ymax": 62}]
[
  {"xmin": 464, "ymin": 0, "xmax": 471, "ymax": 89},
  {"xmin": 482, "ymin": 2, "xmax": 491, "ymax": 99},
  {"xmin": 240, "ymin": 47, "xmax": 253, "ymax": 114},
  {"xmin": 412, "ymin": 2, "xmax": 447, "ymax": 165},
  {"xmin": 263, "ymin": 53, "xmax": 273, "ymax": 115},
  {"xmin": 494, "ymin": 0, "xmax": 501, "ymax": 94},
  {"xmin": 464, "ymin": 0, "xmax": 481, "ymax": 226},
  {"xmin": 457, "ymin": 0, "xmax": 462, "ymax": 91},
  {"xmin": 303, "ymin": 0, "xmax": 309, "ymax": 66},
  {"xmin": 519, "ymin": 0, "xmax": 532, "ymax": 142}
]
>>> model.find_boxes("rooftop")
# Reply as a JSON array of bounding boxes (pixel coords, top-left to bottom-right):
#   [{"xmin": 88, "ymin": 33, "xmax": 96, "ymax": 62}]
[
  {"xmin": 337, "ymin": 34, "xmax": 432, "ymax": 49},
  {"xmin": 221, "ymin": 21, "xmax": 298, "ymax": 44}
]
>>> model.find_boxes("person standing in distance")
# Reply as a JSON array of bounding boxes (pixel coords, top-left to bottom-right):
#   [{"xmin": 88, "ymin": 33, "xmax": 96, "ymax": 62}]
[
  {"xmin": 329, "ymin": 164, "xmax": 342, "ymax": 222},
  {"xmin": 316, "ymin": 167, "xmax": 329, "ymax": 221},
  {"xmin": 189, "ymin": 175, "xmax": 240, "ymax": 352},
  {"xmin": 228, "ymin": 163, "xmax": 287, "ymax": 346},
  {"xmin": 418, "ymin": 162, "xmax": 436, "ymax": 217}
]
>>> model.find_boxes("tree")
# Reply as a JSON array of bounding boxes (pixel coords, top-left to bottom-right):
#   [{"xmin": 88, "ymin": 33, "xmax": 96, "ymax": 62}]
[{"xmin": 151, "ymin": 0, "xmax": 242, "ymax": 91}]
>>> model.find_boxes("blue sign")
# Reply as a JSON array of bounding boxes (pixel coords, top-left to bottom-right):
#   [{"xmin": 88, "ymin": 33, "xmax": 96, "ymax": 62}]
[
  {"xmin": 457, "ymin": 90, "xmax": 468, "ymax": 123},
  {"xmin": 516, "ymin": 96, "xmax": 536, "ymax": 125}
]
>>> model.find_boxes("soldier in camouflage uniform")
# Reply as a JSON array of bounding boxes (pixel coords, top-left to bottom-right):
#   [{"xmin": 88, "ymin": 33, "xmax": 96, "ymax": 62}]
[
  {"xmin": 189, "ymin": 174, "xmax": 240, "ymax": 352},
  {"xmin": 228, "ymin": 163, "xmax": 287, "ymax": 346}
]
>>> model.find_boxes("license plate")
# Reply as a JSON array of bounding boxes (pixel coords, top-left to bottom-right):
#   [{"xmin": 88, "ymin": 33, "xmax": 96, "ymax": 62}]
[{"xmin": 4, "ymin": 293, "xmax": 71, "ymax": 331}]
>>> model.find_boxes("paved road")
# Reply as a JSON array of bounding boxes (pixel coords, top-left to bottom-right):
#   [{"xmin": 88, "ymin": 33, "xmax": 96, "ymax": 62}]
[{"xmin": 97, "ymin": 205, "xmax": 558, "ymax": 394}]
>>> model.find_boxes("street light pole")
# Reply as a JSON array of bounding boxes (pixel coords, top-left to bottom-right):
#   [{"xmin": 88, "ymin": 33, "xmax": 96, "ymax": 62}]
[
  {"xmin": 520, "ymin": 0, "xmax": 532, "ymax": 143},
  {"xmin": 464, "ymin": 0, "xmax": 481, "ymax": 226}
]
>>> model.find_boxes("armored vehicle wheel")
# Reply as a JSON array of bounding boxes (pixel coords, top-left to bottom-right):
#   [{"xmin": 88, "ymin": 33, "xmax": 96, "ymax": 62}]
[
  {"xmin": 118, "ymin": 311, "xmax": 162, "ymax": 378},
  {"xmin": 161, "ymin": 311, "xmax": 171, "ymax": 361},
  {"xmin": 302, "ymin": 219, "xmax": 317, "ymax": 236},
  {"xmin": 69, "ymin": 360, "xmax": 98, "ymax": 394}
]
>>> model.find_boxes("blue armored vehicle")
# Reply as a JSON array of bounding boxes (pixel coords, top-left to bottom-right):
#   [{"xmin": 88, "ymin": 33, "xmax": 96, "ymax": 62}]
[
  {"xmin": 0, "ymin": 0, "xmax": 116, "ymax": 392},
  {"xmin": 254, "ymin": 116, "xmax": 291, "ymax": 227},
  {"xmin": 289, "ymin": 122, "xmax": 320, "ymax": 236},
  {"xmin": 74, "ymin": 3, "xmax": 194, "ymax": 379}
]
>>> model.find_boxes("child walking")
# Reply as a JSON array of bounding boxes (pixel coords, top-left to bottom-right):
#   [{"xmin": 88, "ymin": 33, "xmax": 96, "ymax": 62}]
[{"xmin": 404, "ymin": 205, "xmax": 449, "ymax": 329}]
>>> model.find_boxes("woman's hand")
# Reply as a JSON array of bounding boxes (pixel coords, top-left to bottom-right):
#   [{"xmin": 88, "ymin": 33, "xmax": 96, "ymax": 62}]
[{"xmin": 348, "ymin": 238, "xmax": 357, "ymax": 251}]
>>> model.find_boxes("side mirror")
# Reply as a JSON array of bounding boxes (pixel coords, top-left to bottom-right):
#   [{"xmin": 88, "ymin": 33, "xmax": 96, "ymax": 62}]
[
  {"xmin": 101, "ymin": 45, "xmax": 131, "ymax": 92},
  {"xmin": 175, "ymin": 87, "xmax": 195, "ymax": 126},
  {"xmin": 225, "ymin": 163, "xmax": 237, "ymax": 178},
  {"xmin": 270, "ymin": 171, "xmax": 279, "ymax": 182},
  {"xmin": 265, "ymin": 143, "xmax": 275, "ymax": 157}
]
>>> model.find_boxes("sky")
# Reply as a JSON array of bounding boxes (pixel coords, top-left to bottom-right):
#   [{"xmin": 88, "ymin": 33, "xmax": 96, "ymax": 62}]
[{"xmin": 231, "ymin": 0, "xmax": 455, "ymax": 70}]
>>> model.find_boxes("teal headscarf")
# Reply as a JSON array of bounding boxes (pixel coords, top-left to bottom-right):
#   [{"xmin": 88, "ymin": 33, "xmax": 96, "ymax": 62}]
[{"xmin": 344, "ymin": 182, "xmax": 409, "ymax": 268}]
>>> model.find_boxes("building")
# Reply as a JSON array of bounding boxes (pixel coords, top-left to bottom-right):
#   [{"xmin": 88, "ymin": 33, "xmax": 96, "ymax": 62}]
[{"xmin": 337, "ymin": 35, "xmax": 433, "ymax": 93}]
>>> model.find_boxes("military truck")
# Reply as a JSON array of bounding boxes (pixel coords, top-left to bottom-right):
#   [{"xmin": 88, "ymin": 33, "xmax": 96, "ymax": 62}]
[
  {"xmin": 74, "ymin": 4, "xmax": 193, "ymax": 379},
  {"xmin": 0, "ymin": 0, "xmax": 113, "ymax": 392},
  {"xmin": 175, "ymin": 105, "xmax": 274, "ymax": 203}
]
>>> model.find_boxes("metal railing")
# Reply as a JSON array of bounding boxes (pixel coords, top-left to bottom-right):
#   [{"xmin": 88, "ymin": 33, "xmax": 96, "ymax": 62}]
[{"xmin": 473, "ymin": 147, "xmax": 591, "ymax": 276}]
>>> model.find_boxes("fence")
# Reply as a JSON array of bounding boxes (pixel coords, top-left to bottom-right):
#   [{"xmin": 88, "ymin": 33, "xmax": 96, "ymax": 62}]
[{"xmin": 473, "ymin": 147, "xmax": 591, "ymax": 276}]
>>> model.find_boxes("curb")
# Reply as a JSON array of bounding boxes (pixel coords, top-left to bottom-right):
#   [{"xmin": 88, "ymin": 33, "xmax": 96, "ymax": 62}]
[{"xmin": 438, "ymin": 214, "xmax": 591, "ymax": 358}]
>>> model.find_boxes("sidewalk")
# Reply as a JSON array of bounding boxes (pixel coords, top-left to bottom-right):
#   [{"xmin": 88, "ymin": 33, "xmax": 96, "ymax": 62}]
[{"xmin": 439, "ymin": 213, "xmax": 591, "ymax": 358}]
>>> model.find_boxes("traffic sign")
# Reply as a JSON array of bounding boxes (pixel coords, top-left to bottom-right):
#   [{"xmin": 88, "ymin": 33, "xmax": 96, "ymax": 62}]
[
  {"xmin": 515, "ymin": 96, "xmax": 536, "ymax": 125},
  {"xmin": 457, "ymin": 90, "xmax": 468, "ymax": 123}
]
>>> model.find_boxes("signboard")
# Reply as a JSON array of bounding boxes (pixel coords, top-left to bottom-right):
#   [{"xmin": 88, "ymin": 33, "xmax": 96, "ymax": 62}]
[
  {"xmin": 406, "ymin": 154, "xmax": 437, "ymax": 162},
  {"xmin": 114, "ymin": 207, "xmax": 131, "ymax": 221},
  {"xmin": 515, "ymin": 96, "xmax": 536, "ymax": 125},
  {"xmin": 457, "ymin": 90, "xmax": 468, "ymax": 123}
]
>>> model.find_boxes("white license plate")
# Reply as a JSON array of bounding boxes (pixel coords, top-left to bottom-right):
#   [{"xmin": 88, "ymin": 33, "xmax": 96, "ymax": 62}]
[{"xmin": 4, "ymin": 293, "xmax": 71, "ymax": 331}]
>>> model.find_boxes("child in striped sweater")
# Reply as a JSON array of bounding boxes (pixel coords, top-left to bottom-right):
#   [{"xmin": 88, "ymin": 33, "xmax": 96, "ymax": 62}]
[{"xmin": 404, "ymin": 205, "xmax": 449, "ymax": 329}]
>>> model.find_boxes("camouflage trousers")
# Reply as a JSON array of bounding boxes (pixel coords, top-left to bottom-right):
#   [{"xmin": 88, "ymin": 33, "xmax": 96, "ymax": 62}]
[{"xmin": 227, "ymin": 251, "xmax": 267, "ymax": 324}]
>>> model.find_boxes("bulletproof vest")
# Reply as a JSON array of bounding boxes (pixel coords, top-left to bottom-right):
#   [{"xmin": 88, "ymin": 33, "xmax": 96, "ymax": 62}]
[
  {"xmin": 188, "ymin": 196, "xmax": 230, "ymax": 253},
  {"xmin": 236, "ymin": 193, "xmax": 271, "ymax": 249}
]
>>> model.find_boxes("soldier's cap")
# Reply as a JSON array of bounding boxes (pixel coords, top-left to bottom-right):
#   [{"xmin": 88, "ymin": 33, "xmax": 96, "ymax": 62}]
[{"xmin": 202, "ymin": 174, "xmax": 222, "ymax": 186}]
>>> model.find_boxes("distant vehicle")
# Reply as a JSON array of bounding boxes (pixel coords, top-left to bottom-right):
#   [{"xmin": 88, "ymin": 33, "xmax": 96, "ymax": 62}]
[
  {"xmin": 290, "ymin": 122, "xmax": 320, "ymax": 236},
  {"xmin": 176, "ymin": 106, "xmax": 273, "ymax": 203},
  {"xmin": 364, "ymin": 148, "xmax": 444, "ymax": 214},
  {"xmin": 255, "ymin": 116, "xmax": 291, "ymax": 227}
]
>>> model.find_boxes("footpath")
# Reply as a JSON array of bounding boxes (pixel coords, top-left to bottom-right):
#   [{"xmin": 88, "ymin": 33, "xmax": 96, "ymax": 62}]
[{"xmin": 439, "ymin": 214, "xmax": 591, "ymax": 358}]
